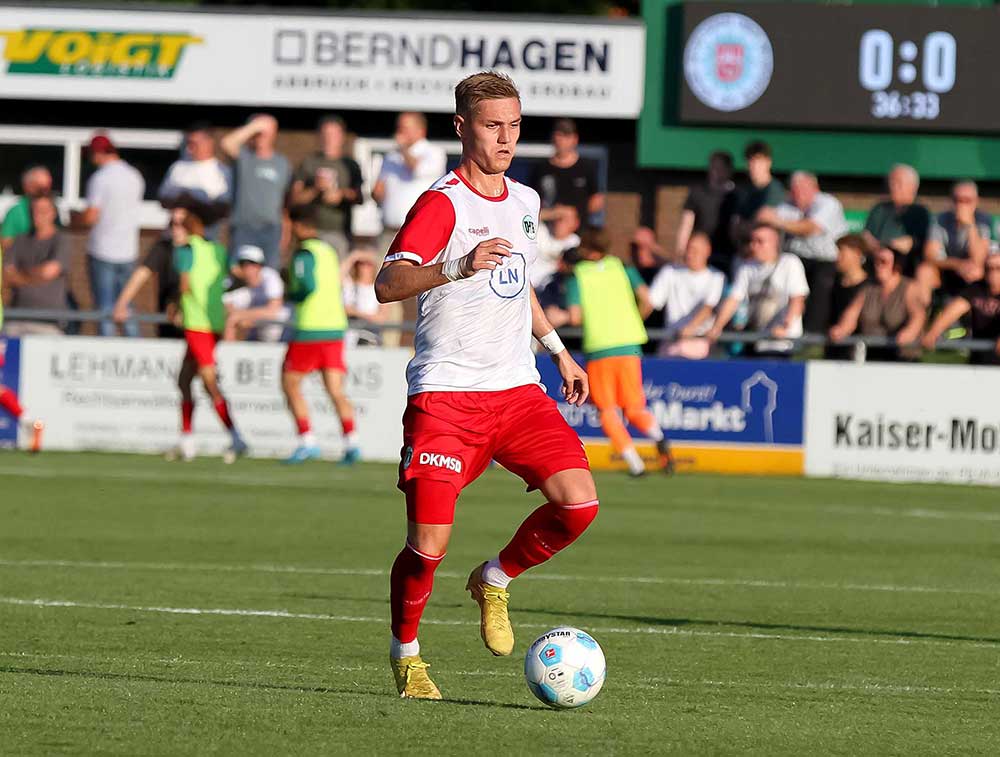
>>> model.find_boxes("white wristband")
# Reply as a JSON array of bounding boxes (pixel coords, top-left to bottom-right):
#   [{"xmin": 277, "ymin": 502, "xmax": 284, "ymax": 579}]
[
  {"xmin": 539, "ymin": 330, "xmax": 566, "ymax": 355},
  {"xmin": 442, "ymin": 258, "xmax": 465, "ymax": 282}
]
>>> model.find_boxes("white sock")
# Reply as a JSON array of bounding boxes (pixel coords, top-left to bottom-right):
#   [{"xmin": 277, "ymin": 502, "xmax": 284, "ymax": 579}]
[
  {"xmin": 345, "ymin": 430, "xmax": 359, "ymax": 448},
  {"xmin": 622, "ymin": 446, "xmax": 645, "ymax": 475},
  {"xmin": 390, "ymin": 636, "xmax": 420, "ymax": 659},
  {"xmin": 482, "ymin": 556, "xmax": 513, "ymax": 589},
  {"xmin": 645, "ymin": 423, "xmax": 664, "ymax": 442},
  {"xmin": 300, "ymin": 431, "xmax": 316, "ymax": 447}
]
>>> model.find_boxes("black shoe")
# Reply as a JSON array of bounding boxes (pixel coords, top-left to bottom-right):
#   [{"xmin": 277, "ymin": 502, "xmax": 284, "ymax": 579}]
[{"xmin": 656, "ymin": 439, "xmax": 676, "ymax": 476}]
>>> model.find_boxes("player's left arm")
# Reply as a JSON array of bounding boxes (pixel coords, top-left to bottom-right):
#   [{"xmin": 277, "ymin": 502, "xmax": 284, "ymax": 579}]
[{"xmin": 531, "ymin": 287, "xmax": 588, "ymax": 407}]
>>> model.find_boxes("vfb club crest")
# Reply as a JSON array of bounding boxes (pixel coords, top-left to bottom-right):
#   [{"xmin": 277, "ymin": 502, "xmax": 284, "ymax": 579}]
[{"xmin": 684, "ymin": 13, "xmax": 773, "ymax": 113}]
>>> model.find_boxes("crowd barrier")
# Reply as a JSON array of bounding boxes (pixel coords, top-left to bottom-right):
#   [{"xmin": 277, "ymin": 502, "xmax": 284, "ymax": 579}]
[{"xmin": 3, "ymin": 334, "xmax": 998, "ymax": 486}]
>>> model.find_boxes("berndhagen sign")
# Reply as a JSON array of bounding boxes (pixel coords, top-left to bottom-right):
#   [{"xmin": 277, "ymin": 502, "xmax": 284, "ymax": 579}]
[{"xmin": 0, "ymin": 6, "xmax": 645, "ymax": 117}]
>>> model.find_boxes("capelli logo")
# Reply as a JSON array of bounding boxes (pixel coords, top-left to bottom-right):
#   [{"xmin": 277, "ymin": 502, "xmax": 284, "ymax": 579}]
[{"xmin": 468, "ymin": 226, "xmax": 490, "ymax": 237}]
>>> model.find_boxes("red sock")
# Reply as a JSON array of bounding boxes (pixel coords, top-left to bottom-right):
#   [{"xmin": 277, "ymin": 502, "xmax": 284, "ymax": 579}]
[
  {"xmin": 181, "ymin": 400, "xmax": 194, "ymax": 433},
  {"xmin": 0, "ymin": 387, "xmax": 22, "ymax": 420},
  {"xmin": 341, "ymin": 417, "xmax": 355, "ymax": 436},
  {"xmin": 213, "ymin": 399, "xmax": 234, "ymax": 430},
  {"xmin": 389, "ymin": 542, "xmax": 445, "ymax": 644},
  {"xmin": 499, "ymin": 500, "xmax": 599, "ymax": 578},
  {"xmin": 296, "ymin": 416, "xmax": 311, "ymax": 435}
]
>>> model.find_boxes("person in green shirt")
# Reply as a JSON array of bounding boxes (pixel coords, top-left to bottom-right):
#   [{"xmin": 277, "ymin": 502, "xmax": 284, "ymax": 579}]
[
  {"xmin": 169, "ymin": 208, "xmax": 246, "ymax": 464},
  {"xmin": 863, "ymin": 164, "xmax": 931, "ymax": 276},
  {"xmin": 555, "ymin": 229, "xmax": 673, "ymax": 477},
  {"xmin": 281, "ymin": 204, "xmax": 359, "ymax": 465},
  {"xmin": 729, "ymin": 141, "xmax": 786, "ymax": 255},
  {"xmin": 1, "ymin": 166, "xmax": 54, "ymax": 248}
]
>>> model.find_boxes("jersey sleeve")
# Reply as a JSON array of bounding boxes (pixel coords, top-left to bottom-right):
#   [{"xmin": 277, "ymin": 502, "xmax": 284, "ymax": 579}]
[
  {"xmin": 173, "ymin": 245, "xmax": 193, "ymax": 274},
  {"xmin": 564, "ymin": 274, "xmax": 581, "ymax": 307},
  {"xmin": 384, "ymin": 190, "xmax": 456, "ymax": 265},
  {"xmin": 624, "ymin": 265, "xmax": 645, "ymax": 291}
]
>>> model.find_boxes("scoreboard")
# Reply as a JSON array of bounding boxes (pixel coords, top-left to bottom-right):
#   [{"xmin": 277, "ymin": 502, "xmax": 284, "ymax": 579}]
[{"xmin": 678, "ymin": 3, "xmax": 992, "ymax": 133}]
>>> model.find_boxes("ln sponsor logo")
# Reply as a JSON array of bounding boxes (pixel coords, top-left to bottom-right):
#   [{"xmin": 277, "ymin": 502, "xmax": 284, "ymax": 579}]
[
  {"xmin": 489, "ymin": 251, "xmax": 527, "ymax": 299},
  {"xmin": 684, "ymin": 13, "xmax": 773, "ymax": 112},
  {"xmin": 418, "ymin": 452, "xmax": 463, "ymax": 473},
  {"xmin": 0, "ymin": 28, "xmax": 202, "ymax": 78}
]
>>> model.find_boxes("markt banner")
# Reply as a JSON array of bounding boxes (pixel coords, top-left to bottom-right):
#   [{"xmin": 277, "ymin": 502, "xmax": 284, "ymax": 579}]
[
  {"xmin": 806, "ymin": 362, "xmax": 1000, "ymax": 486},
  {"xmin": 0, "ymin": 6, "xmax": 645, "ymax": 117}
]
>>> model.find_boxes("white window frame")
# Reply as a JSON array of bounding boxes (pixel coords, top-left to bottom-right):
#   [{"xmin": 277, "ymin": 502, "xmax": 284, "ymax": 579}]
[{"xmin": 0, "ymin": 124, "xmax": 181, "ymax": 230}]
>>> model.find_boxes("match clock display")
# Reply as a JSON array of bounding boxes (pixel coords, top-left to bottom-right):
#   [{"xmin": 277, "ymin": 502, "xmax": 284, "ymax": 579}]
[{"xmin": 679, "ymin": 2, "xmax": 993, "ymax": 133}]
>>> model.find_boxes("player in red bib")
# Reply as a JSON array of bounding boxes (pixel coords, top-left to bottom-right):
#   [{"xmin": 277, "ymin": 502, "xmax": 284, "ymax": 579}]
[{"xmin": 375, "ymin": 71, "xmax": 597, "ymax": 700}]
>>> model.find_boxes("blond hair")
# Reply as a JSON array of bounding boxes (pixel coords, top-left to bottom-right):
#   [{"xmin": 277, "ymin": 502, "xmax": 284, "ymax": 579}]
[{"xmin": 455, "ymin": 71, "xmax": 520, "ymax": 117}]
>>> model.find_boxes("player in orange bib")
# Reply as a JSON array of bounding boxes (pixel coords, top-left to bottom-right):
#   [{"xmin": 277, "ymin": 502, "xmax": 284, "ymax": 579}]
[{"xmin": 374, "ymin": 71, "xmax": 597, "ymax": 700}]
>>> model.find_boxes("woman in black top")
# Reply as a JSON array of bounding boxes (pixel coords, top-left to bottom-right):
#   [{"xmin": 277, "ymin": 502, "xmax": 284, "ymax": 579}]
[{"xmin": 923, "ymin": 256, "xmax": 1000, "ymax": 365}]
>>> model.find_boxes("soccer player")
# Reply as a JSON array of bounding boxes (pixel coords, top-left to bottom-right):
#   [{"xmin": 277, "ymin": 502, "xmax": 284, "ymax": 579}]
[
  {"xmin": 282, "ymin": 205, "xmax": 359, "ymax": 464},
  {"xmin": 169, "ymin": 209, "xmax": 246, "ymax": 463},
  {"xmin": 0, "ymin": 246, "xmax": 43, "ymax": 452},
  {"xmin": 374, "ymin": 71, "xmax": 597, "ymax": 700},
  {"xmin": 552, "ymin": 230, "xmax": 674, "ymax": 477}
]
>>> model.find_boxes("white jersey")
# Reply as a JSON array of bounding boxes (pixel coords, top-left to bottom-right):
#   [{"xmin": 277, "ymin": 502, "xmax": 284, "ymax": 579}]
[{"xmin": 385, "ymin": 170, "xmax": 541, "ymax": 395}]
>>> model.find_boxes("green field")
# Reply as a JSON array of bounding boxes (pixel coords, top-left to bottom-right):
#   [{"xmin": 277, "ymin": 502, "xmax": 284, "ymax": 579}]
[{"xmin": 1, "ymin": 452, "xmax": 999, "ymax": 755}]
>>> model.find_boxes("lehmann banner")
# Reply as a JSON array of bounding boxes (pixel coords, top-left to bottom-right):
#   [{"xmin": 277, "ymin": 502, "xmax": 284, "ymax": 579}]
[{"xmin": 0, "ymin": 7, "xmax": 645, "ymax": 117}]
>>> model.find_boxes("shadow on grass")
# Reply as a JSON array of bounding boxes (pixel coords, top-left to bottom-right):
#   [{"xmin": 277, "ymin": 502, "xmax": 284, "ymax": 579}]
[
  {"xmin": 0, "ymin": 666, "xmax": 542, "ymax": 710},
  {"xmin": 515, "ymin": 607, "xmax": 1000, "ymax": 646}
]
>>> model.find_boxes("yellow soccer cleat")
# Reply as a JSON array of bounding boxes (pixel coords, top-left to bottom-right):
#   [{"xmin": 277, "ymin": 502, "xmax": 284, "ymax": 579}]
[
  {"xmin": 466, "ymin": 562, "xmax": 514, "ymax": 656},
  {"xmin": 390, "ymin": 655, "xmax": 442, "ymax": 700}
]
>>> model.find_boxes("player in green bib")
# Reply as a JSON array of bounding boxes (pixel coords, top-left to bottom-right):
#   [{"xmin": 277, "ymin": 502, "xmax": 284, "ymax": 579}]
[
  {"xmin": 282, "ymin": 205, "xmax": 359, "ymax": 464},
  {"xmin": 560, "ymin": 230, "xmax": 673, "ymax": 476},
  {"xmin": 170, "ymin": 208, "xmax": 246, "ymax": 463}
]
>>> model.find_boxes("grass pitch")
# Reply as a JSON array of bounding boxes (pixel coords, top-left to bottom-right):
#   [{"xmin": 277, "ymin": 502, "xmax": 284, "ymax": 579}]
[{"xmin": 1, "ymin": 452, "xmax": 999, "ymax": 755}]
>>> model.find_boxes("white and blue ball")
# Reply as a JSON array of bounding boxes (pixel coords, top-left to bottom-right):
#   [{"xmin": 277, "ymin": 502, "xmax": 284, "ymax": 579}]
[{"xmin": 524, "ymin": 627, "xmax": 606, "ymax": 709}]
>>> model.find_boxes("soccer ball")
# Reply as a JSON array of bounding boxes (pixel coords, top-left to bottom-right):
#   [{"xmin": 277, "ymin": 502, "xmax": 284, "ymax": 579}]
[{"xmin": 524, "ymin": 627, "xmax": 606, "ymax": 709}]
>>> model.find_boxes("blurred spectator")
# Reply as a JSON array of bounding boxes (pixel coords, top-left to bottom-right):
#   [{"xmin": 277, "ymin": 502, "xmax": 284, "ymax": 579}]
[
  {"xmin": 71, "ymin": 134, "xmax": 145, "ymax": 338},
  {"xmin": 829, "ymin": 245, "xmax": 927, "ymax": 362},
  {"xmin": 222, "ymin": 245, "xmax": 286, "ymax": 343},
  {"xmin": 1, "ymin": 165, "xmax": 54, "ymax": 248},
  {"xmin": 531, "ymin": 204, "xmax": 580, "ymax": 298},
  {"xmin": 2, "ymin": 196, "xmax": 70, "ymax": 335},
  {"xmin": 158, "ymin": 123, "xmax": 231, "ymax": 240},
  {"xmin": 221, "ymin": 114, "xmax": 291, "ymax": 269},
  {"xmin": 290, "ymin": 115, "xmax": 363, "ymax": 259},
  {"xmin": 923, "ymin": 254, "xmax": 1000, "ymax": 365},
  {"xmin": 824, "ymin": 234, "xmax": 870, "ymax": 360},
  {"xmin": 729, "ymin": 141, "xmax": 785, "ymax": 256},
  {"xmin": 916, "ymin": 180, "xmax": 991, "ymax": 299},
  {"xmin": 761, "ymin": 171, "xmax": 848, "ymax": 334},
  {"xmin": 710, "ymin": 222, "xmax": 809, "ymax": 357},
  {"xmin": 530, "ymin": 118, "xmax": 604, "ymax": 229},
  {"xmin": 113, "ymin": 210, "xmax": 184, "ymax": 339},
  {"xmin": 863, "ymin": 164, "xmax": 931, "ymax": 275},
  {"xmin": 372, "ymin": 112, "xmax": 447, "ymax": 254},
  {"xmin": 648, "ymin": 231, "xmax": 724, "ymax": 359},
  {"xmin": 343, "ymin": 248, "xmax": 391, "ymax": 346},
  {"xmin": 675, "ymin": 150, "xmax": 735, "ymax": 269}
]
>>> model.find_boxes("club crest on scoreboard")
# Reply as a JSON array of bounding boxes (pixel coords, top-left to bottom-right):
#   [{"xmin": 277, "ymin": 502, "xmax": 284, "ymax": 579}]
[{"xmin": 684, "ymin": 12, "xmax": 773, "ymax": 113}]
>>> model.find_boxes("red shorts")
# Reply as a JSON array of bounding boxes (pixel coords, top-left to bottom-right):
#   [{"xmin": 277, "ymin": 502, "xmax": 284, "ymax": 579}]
[
  {"xmin": 184, "ymin": 330, "xmax": 219, "ymax": 368},
  {"xmin": 283, "ymin": 340, "xmax": 346, "ymax": 374},
  {"xmin": 398, "ymin": 384, "xmax": 590, "ymax": 495}
]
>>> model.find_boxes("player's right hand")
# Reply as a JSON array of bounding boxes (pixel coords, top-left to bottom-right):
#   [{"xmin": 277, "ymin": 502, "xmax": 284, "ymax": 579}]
[{"xmin": 459, "ymin": 238, "xmax": 512, "ymax": 278}]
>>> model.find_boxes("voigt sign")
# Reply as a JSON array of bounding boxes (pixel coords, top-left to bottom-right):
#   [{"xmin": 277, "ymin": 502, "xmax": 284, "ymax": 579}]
[
  {"xmin": 0, "ymin": 6, "xmax": 645, "ymax": 117},
  {"xmin": 806, "ymin": 362, "xmax": 1000, "ymax": 486}
]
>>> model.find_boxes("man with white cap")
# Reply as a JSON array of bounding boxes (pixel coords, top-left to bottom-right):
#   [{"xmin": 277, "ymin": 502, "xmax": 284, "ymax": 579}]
[{"xmin": 222, "ymin": 244, "xmax": 286, "ymax": 342}]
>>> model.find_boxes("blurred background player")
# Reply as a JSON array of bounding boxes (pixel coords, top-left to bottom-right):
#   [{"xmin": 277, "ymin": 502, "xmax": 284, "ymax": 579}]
[
  {"xmin": 375, "ymin": 72, "xmax": 596, "ymax": 700},
  {"xmin": 169, "ymin": 208, "xmax": 246, "ymax": 463},
  {"xmin": 551, "ymin": 229, "xmax": 673, "ymax": 476},
  {"xmin": 282, "ymin": 205, "xmax": 359, "ymax": 465},
  {"xmin": 0, "ymin": 244, "xmax": 43, "ymax": 452}
]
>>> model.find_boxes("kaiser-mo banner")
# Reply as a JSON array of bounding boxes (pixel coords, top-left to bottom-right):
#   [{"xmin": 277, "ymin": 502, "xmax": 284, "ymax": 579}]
[
  {"xmin": 16, "ymin": 336, "xmax": 408, "ymax": 461},
  {"xmin": 537, "ymin": 357, "xmax": 807, "ymax": 475},
  {"xmin": 806, "ymin": 362, "xmax": 1000, "ymax": 487},
  {"xmin": 0, "ymin": 7, "xmax": 645, "ymax": 118}
]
